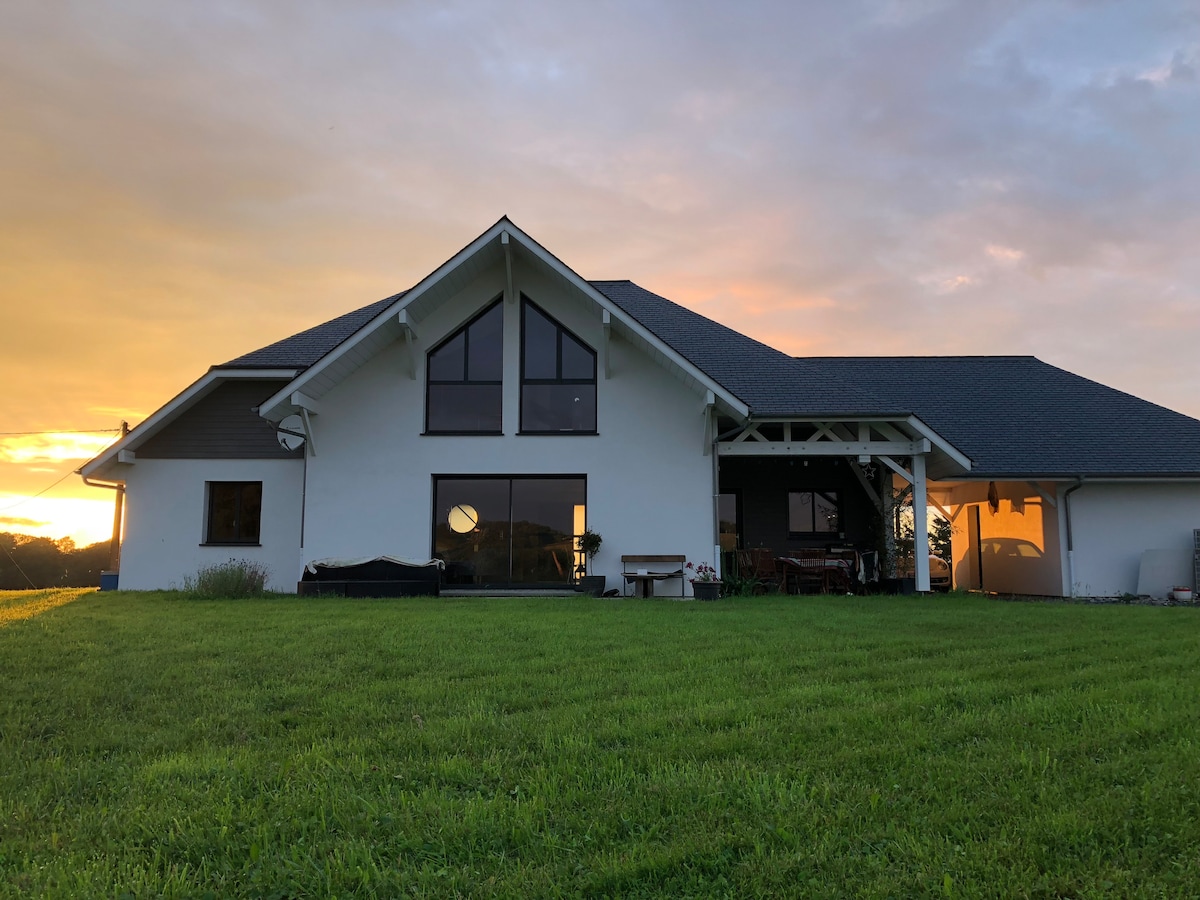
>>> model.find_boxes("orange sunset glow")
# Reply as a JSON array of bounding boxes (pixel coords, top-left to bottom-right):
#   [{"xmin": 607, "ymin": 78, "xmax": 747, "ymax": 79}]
[
  {"xmin": 2, "ymin": 3, "xmax": 1198, "ymax": 545},
  {"xmin": 0, "ymin": 432, "xmax": 124, "ymax": 546}
]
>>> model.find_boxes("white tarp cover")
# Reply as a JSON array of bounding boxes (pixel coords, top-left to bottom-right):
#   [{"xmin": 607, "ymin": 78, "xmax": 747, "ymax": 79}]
[{"xmin": 304, "ymin": 556, "xmax": 446, "ymax": 574}]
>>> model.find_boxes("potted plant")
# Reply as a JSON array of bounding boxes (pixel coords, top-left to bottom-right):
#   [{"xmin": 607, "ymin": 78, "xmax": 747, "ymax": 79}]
[
  {"xmin": 687, "ymin": 561, "xmax": 722, "ymax": 600},
  {"xmin": 577, "ymin": 528, "xmax": 606, "ymax": 597},
  {"xmin": 1172, "ymin": 585, "xmax": 1193, "ymax": 602}
]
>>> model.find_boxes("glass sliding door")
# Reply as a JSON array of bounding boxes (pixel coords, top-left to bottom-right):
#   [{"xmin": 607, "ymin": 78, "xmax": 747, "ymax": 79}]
[
  {"xmin": 434, "ymin": 478, "xmax": 511, "ymax": 585},
  {"xmin": 433, "ymin": 476, "xmax": 586, "ymax": 587},
  {"xmin": 511, "ymin": 478, "xmax": 586, "ymax": 583}
]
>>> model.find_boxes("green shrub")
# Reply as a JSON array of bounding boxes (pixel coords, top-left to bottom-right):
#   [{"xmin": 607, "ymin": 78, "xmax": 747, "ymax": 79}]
[{"xmin": 181, "ymin": 558, "xmax": 270, "ymax": 598}]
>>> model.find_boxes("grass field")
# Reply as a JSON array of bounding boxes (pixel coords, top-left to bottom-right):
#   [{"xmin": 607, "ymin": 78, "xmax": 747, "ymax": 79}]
[{"xmin": 2, "ymin": 589, "xmax": 1199, "ymax": 898}]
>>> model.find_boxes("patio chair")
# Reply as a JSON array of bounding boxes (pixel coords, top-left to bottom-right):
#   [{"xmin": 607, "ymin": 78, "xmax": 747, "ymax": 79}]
[
  {"xmin": 743, "ymin": 548, "xmax": 782, "ymax": 594},
  {"xmin": 783, "ymin": 549, "xmax": 826, "ymax": 594},
  {"xmin": 823, "ymin": 549, "xmax": 856, "ymax": 594}
]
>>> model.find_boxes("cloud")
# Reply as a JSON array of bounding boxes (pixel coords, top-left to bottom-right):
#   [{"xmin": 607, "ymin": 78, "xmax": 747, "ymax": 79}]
[
  {"xmin": 1, "ymin": 0, "xmax": 1199, "ymax": 540},
  {"xmin": 986, "ymin": 245, "xmax": 1025, "ymax": 263},
  {"xmin": 0, "ymin": 434, "xmax": 120, "ymax": 465},
  {"xmin": 0, "ymin": 516, "xmax": 49, "ymax": 530}
]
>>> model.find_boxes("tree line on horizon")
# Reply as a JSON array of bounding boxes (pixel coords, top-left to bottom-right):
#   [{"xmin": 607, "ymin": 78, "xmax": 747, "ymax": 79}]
[{"xmin": 0, "ymin": 533, "xmax": 110, "ymax": 589}]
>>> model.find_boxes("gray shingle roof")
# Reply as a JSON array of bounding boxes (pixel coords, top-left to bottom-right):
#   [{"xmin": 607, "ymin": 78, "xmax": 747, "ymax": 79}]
[
  {"xmin": 220, "ymin": 292, "xmax": 406, "ymax": 369},
  {"xmin": 811, "ymin": 356, "xmax": 1200, "ymax": 478},
  {"xmin": 591, "ymin": 280, "xmax": 900, "ymax": 417},
  {"xmin": 213, "ymin": 281, "xmax": 1200, "ymax": 479}
]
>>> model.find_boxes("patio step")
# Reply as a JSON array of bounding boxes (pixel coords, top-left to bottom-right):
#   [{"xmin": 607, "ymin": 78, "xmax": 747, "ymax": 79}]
[{"xmin": 440, "ymin": 588, "xmax": 581, "ymax": 598}]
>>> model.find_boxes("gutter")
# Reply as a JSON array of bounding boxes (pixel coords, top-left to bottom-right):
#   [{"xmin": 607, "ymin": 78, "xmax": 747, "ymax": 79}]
[
  {"xmin": 1062, "ymin": 476, "xmax": 1086, "ymax": 598},
  {"xmin": 79, "ymin": 420, "xmax": 130, "ymax": 572},
  {"xmin": 80, "ymin": 473, "xmax": 126, "ymax": 572}
]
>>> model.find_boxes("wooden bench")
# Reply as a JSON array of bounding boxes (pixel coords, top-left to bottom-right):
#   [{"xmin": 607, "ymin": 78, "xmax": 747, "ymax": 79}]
[{"xmin": 621, "ymin": 554, "xmax": 686, "ymax": 598}]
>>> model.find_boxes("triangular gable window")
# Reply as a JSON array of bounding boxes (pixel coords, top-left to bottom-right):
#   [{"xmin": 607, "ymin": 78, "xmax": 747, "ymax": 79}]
[
  {"xmin": 426, "ymin": 298, "xmax": 503, "ymax": 433},
  {"xmin": 520, "ymin": 297, "xmax": 597, "ymax": 434}
]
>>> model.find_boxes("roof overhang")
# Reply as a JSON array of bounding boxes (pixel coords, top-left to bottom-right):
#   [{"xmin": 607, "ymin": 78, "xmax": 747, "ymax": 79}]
[
  {"xmin": 933, "ymin": 474, "xmax": 1200, "ymax": 484},
  {"xmin": 77, "ymin": 368, "xmax": 298, "ymax": 483},
  {"xmin": 257, "ymin": 217, "xmax": 750, "ymax": 423},
  {"xmin": 717, "ymin": 414, "xmax": 972, "ymax": 478}
]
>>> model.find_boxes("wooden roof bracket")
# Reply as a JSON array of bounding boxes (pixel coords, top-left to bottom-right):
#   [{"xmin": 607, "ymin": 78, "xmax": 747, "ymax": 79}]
[
  {"xmin": 1027, "ymin": 481, "xmax": 1058, "ymax": 507},
  {"xmin": 397, "ymin": 309, "xmax": 418, "ymax": 379},
  {"xmin": 701, "ymin": 391, "xmax": 715, "ymax": 456},
  {"xmin": 602, "ymin": 309, "xmax": 611, "ymax": 379},
  {"xmin": 291, "ymin": 391, "xmax": 321, "ymax": 457},
  {"xmin": 502, "ymin": 231, "xmax": 515, "ymax": 304}
]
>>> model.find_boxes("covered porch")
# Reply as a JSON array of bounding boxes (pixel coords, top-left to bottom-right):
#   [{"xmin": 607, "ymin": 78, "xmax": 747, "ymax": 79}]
[{"xmin": 712, "ymin": 416, "xmax": 970, "ymax": 592}]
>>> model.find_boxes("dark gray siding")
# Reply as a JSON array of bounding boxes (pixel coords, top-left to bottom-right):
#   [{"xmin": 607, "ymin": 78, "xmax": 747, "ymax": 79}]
[{"xmin": 137, "ymin": 381, "xmax": 302, "ymax": 459}]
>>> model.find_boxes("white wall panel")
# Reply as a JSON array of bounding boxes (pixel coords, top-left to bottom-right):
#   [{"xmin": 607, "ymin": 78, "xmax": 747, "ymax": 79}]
[
  {"xmin": 1066, "ymin": 482, "xmax": 1200, "ymax": 597},
  {"xmin": 300, "ymin": 259, "xmax": 715, "ymax": 595},
  {"xmin": 119, "ymin": 458, "xmax": 303, "ymax": 592}
]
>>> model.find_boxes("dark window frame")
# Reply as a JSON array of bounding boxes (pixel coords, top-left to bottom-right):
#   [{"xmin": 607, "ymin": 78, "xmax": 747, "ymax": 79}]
[
  {"xmin": 787, "ymin": 489, "xmax": 841, "ymax": 536},
  {"xmin": 430, "ymin": 474, "xmax": 589, "ymax": 586},
  {"xmin": 519, "ymin": 296, "xmax": 598, "ymax": 435},
  {"xmin": 204, "ymin": 481, "xmax": 263, "ymax": 545},
  {"xmin": 424, "ymin": 297, "xmax": 505, "ymax": 435}
]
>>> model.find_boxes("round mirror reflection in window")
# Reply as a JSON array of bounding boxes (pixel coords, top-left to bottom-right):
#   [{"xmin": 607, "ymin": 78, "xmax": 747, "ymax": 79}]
[{"xmin": 448, "ymin": 503, "xmax": 479, "ymax": 534}]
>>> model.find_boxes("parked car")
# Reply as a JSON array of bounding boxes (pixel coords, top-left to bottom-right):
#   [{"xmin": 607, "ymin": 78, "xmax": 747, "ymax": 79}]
[{"xmin": 898, "ymin": 554, "xmax": 952, "ymax": 591}]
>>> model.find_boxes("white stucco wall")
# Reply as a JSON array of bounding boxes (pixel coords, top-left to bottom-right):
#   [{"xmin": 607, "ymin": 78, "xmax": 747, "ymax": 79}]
[
  {"xmin": 118, "ymin": 458, "xmax": 304, "ymax": 592},
  {"xmin": 1062, "ymin": 481, "xmax": 1200, "ymax": 598},
  {"xmin": 300, "ymin": 259, "xmax": 716, "ymax": 595}
]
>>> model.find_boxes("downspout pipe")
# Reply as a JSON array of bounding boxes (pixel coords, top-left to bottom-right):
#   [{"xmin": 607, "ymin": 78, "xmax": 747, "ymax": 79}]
[
  {"xmin": 79, "ymin": 420, "xmax": 130, "ymax": 572},
  {"xmin": 1062, "ymin": 476, "xmax": 1085, "ymax": 598},
  {"xmin": 80, "ymin": 473, "xmax": 126, "ymax": 571}
]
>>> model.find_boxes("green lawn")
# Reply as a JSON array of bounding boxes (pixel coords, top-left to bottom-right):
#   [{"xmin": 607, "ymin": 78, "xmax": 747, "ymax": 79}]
[{"xmin": 2, "ymin": 590, "xmax": 1199, "ymax": 898}]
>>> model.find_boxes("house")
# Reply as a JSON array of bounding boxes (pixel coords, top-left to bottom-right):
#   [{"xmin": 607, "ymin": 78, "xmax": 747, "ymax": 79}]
[{"xmin": 81, "ymin": 217, "xmax": 1200, "ymax": 598}]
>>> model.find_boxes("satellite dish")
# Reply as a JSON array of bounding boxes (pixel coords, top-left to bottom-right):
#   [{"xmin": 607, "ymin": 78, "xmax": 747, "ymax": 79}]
[
  {"xmin": 448, "ymin": 503, "xmax": 479, "ymax": 533},
  {"xmin": 277, "ymin": 414, "xmax": 306, "ymax": 451}
]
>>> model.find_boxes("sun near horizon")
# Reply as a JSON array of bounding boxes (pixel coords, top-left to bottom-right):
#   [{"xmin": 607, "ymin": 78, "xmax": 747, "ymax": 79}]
[{"xmin": 0, "ymin": 431, "xmax": 126, "ymax": 548}]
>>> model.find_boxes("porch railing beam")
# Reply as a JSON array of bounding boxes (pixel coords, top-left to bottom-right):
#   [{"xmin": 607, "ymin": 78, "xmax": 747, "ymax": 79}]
[{"xmin": 718, "ymin": 439, "xmax": 930, "ymax": 457}]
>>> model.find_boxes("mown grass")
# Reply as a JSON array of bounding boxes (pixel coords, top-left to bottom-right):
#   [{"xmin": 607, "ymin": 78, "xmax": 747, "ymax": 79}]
[
  {"xmin": 1, "ymin": 591, "xmax": 1198, "ymax": 898},
  {"xmin": 0, "ymin": 588, "xmax": 93, "ymax": 627}
]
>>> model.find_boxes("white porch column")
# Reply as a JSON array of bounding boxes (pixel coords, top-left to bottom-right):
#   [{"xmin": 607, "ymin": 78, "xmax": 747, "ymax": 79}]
[{"xmin": 913, "ymin": 453, "xmax": 930, "ymax": 592}]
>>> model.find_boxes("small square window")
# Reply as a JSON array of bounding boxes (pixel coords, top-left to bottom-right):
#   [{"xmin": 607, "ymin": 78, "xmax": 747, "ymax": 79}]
[
  {"xmin": 788, "ymin": 491, "xmax": 839, "ymax": 535},
  {"xmin": 206, "ymin": 482, "xmax": 262, "ymax": 544}
]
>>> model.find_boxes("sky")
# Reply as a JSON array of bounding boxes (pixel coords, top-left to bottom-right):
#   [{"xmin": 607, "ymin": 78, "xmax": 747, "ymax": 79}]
[{"xmin": 2, "ymin": 0, "xmax": 1198, "ymax": 547}]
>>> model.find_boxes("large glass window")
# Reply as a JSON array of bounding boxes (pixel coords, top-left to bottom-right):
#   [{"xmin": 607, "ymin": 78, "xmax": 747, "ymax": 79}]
[
  {"xmin": 434, "ymin": 476, "xmax": 586, "ymax": 586},
  {"xmin": 718, "ymin": 492, "xmax": 740, "ymax": 551},
  {"xmin": 520, "ymin": 298, "xmax": 596, "ymax": 433},
  {"xmin": 426, "ymin": 299, "xmax": 503, "ymax": 433},
  {"xmin": 206, "ymin": 481, "xmax": 262, "ymax": 544},
  {"xmin": 788, "ymin": 490, "xmax": 840, "ymax": 535}
]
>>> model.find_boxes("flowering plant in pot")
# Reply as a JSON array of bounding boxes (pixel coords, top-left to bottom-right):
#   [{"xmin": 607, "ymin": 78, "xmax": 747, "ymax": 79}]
[{"xmin": 687, "ymin": 561, "xmax": 721, "ymax": 600}]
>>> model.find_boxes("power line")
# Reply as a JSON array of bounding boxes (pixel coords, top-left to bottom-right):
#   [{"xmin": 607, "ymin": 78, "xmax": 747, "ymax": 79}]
[
  {"xmin": 0, "ymin": 539, "xmax": 37, "ymax": 589},
  {"xmin": 0, "ymin": 468, "xmax": 81, "ymax": 513},
  {"xmin": 0, "ymin": 427, "xmax": 125, "ymax": 520}
]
